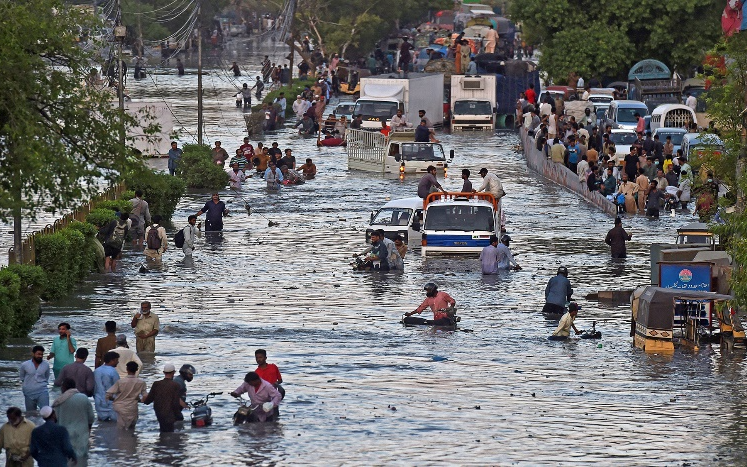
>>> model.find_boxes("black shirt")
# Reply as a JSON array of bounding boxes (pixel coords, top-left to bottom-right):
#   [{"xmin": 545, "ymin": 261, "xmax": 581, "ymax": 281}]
[{"xmin": 415, "ymin": 125, "xmax": 429, "ymax": 142}]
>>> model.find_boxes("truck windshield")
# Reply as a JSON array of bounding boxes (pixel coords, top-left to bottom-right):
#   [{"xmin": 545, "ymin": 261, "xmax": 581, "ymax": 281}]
[
  {"xmin": 453, "ymin": 100, "xmax": 493, "ymax": 115},
  {"xmin": 354, "ymin": 100, "xmax": 399, "ymax": 119},
  {"xmin": 424, "ymin": 205, "xmax": 494, "ymax": 231},
  {"xmin": 402, "ymin": 144, "xmax": 445, "ymax": 161},
  {"xmin": 372, "ymin": 208, "xmax": 412, "ymax": 226}
]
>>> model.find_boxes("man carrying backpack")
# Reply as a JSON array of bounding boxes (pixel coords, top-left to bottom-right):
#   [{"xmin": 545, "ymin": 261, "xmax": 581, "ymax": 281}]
[
  {"xmin": 174, "ymin": 215, "xmax": 201, "ymax": 256},
  {"xmin": 101, "ymin": 213, "xmax": 131, "ymax": 272},
  {"xmin": 144, "ymin": 215, "xmax": 168, "ymax": 261}
]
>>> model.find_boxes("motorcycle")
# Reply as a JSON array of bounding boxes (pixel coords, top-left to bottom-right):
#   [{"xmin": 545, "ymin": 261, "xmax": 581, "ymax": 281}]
[
  {"xmin": 189, "ymin": 391, "xmax": 222, "ymax": 427},
  {"xmin": 580, "ymin": 321, "xmax": 602, "ymax": 339},
  {"xmin": 233, "ymin": 397, "xmax": 278, "ymax": 425}
]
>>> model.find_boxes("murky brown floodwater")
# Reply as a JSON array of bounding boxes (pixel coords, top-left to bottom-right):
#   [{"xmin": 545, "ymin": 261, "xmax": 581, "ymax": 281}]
[{"xmin": 2, "ymin": 37, "xmax": 745, "ymax": 466}]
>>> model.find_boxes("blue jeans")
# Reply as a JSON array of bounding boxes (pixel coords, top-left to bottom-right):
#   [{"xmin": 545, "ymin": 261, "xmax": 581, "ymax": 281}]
[{"xmin": 24, "ymin": 391, "xmax": 49, "ymax": 411}]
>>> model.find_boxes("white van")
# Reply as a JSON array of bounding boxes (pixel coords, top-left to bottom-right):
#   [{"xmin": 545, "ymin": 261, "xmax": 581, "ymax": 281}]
[
  {"xmin": 604, "ymin": 100, "xmax": 649, "ymax": 130},
  {"xmin": 366, "ymin": 197, "xmax": 424, "ymax": 245}
]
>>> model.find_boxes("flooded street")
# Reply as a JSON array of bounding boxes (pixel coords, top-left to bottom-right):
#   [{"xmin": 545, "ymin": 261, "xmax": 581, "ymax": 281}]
[{"xmin": 2, "ymin": 38, "xmax": 747, "ymax": 465}]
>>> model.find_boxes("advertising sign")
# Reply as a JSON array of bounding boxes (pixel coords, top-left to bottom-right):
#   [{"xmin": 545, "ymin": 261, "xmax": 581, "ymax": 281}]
[{"xmin": 659, "ymin": 263, "xmax": 712, "ymax": 291}]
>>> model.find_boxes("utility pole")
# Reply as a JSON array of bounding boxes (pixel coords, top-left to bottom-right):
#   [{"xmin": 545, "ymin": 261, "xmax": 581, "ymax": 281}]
[
  {"xmin": 115, "ymin": 1, "xmax": 126, "ymax": 147},
  {"xmin": 197, "ymin": 1, "xmax": 203, "ymax": 145}
]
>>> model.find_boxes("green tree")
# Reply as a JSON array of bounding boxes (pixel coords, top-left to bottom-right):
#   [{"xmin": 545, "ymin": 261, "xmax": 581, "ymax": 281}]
[
  {"xmin": 0, "ymin": 0, "xmax": 154, "ymax": 263},
  {"xmin": 703, "ymin": 34, "xmax": 747, "ymax": 306},
  {"xmin": 511, "ymin": 0, "xmax": 722, "ymax": 83}
]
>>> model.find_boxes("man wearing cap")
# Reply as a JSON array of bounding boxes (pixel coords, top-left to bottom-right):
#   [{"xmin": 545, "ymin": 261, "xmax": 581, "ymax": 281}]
[
  {"xmin": 496, "ymin": 234, "xmax": 521, "ymax": 270},
  {"xmin": 29, "ymin": 407, "xmax": 76, "ymax": 467},
  {"xmin": 543, "ymin": 267, "xmax": 573, "ymax": 316},
  {"xmin": 143, "ymin": 364, "xmax": 187, "ymax": 432},
  {"xmin": 476, "ymin": 168, "xmax": 505, "ymax": 201},
  {"xmin": 0, "ymin": 406, "xmax": 35, "ymax": 467},
  {"xmin": 292, "ymin": 95, "xmax": 306, "ymax": 119},
  {"xmin": 53, "ymin": 378, "xmax": 94, "ymax": 466},
  {"xmin": 113, "ymin": 335, "xmax": 142, "ymax": 378},
  {"xmin": 550, "ymin": 303, "xmax": 582, "ymax": 340},
  {"xmin": 130, "ymin": 301, "xmax": 159, "ymax": 353},
  {"xmin": 106, "ymin": 361, "xmax": 148, "ymax": 430},
  {"xmin": 93, "ymin": 352, "xmax": 120, "ymax": 421}
]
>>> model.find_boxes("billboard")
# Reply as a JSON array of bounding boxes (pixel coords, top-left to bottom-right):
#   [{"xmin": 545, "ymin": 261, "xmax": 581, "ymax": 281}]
[{"xmin": 659, "ymin": 263, "xmax": 712, "ymax": 291}]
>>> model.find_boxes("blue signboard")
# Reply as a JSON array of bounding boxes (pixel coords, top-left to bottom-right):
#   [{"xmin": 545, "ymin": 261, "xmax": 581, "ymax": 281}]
[{"xmin": 659, "ymin": 263, "xmax": 711, "ymax": 291}]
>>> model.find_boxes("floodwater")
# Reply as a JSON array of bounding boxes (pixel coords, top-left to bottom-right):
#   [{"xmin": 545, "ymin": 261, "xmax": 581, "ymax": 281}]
[{"xmin": 1, "ymin": 37, "xmax": 746, "ymax": 465}]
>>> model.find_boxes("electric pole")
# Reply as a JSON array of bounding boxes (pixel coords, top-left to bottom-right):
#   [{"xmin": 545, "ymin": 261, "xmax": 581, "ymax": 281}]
[{"xmin": 197, "ymin": 1, "xmax": 203, "ymax": 145}]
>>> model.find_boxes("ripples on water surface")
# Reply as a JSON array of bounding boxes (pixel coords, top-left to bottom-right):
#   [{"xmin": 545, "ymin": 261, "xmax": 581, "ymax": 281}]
[{"xmin": 1, "ymin": 39, "xmax": 746, "ymax": 465}]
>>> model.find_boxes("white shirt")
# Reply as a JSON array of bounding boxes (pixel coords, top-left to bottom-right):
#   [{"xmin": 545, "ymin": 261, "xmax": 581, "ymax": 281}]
[
  {"xmin": 577, "ymin": 160, "xmax": 589, "ymax": 182},
  {"xmin": 539, "ymin": 102, "xmax": 551, "ymax": 117},
  {"xmin": 182, "ymin": 224, "xmax": 201, "ymax": 249},
  {"xmin": 113, "ymin": 346, "xmax": 142, "ymax": 378},
  {"xmin": 553, "ymin": 312, "xmax": 575, "ymax": 337},
  {"xmin": 229, "ymin": 169, "xmax": 247, "ymax": 190},
  {"xmin": 292, "ymin": 99, "xmax": 305, "ymax": 118},
  {"xmin": 477, "ymin": 172, "xmax": 504, "ymax": 198},
  {"xmin": 686, "ymin": 95, "xmax": 697, "ymax": 111},
  {"xmin": 390, "ymin": 114, "xmax": 408, "ymax": 129}
]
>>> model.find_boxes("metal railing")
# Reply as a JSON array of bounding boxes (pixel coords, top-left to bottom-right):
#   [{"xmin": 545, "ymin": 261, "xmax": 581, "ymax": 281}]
[
  {"xmin": 346, "ymin": 128, "xmax": 387, "ymax": 165},
  {"xmin": 8, "ymin": 184, "xmax": 127, "ymax": 265}
]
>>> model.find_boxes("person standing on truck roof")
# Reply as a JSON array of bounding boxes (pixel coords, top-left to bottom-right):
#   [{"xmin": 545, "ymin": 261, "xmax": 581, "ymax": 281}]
[
  {"xmin": 484, "ymin": 25, "xmax": 499, "ymax": 54},
  {"xmin": 476, "ymin": 168, "xmax": 505, "ymax": 201},
  {"xmin": 417, "ymin": 166, "xmax": 446, "ymax": 199}
]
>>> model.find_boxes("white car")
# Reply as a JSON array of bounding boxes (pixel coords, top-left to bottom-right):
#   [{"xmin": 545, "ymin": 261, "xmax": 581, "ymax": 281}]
[{"xmin": 609, "ymin": 129, "xmax": 637, "ymax": 163}]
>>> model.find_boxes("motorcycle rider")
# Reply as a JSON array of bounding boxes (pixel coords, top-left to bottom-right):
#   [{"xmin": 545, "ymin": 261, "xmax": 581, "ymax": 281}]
[
  {"xmin": 173, "ymin": 364, "xmax": 195, "ymax": 421},
  {"xmin": 543, "ymin": 266, "xmax": 573, "ymax": 316},
  {"xmin": 230, "ymin": 372, "xmax": 282, "ymax": 422},
  {"xmin": 404, "ymin": 283, "xmax": 457, "ymax": 325}
]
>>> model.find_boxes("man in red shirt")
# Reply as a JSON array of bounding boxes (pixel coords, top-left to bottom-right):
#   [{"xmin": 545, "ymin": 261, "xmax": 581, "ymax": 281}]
[
  {"xmin": 255, "ymin": 349, "xmax": 284, "ymax": 399},
  {"xmin": 404, "ymin": 282, "xmax": 457, "ymax": 326},
  {"xmin": 524, "ymin": 83, "xmax": 537, "ymax": 105},
  {"xmin": 239, "ymin": 137, "xmax": 254, "ymax": 158}
]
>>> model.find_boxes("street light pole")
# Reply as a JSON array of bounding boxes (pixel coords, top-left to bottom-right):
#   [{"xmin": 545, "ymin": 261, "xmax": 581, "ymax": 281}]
[
  {"xmin": 115, "ymin": 0, "xmax": 126, "ymax": 147},
  {"xmin": 197, "ymin": 2, "xmax": 203, "ymax": 145}
]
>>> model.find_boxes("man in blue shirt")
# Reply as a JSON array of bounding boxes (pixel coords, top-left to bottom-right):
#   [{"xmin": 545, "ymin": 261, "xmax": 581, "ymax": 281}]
[
  {"xmin": 415, "ymin": 119, "xmax": 431, "ymax": 142},
  {"xmin": 495, "ymin": 235, "xmax": 521, "ymax": 271},
  {"xmin": 19, "ymin": 346, "xmax": 50, "ymax": 411},
  {"xmin": 29, "ymin": 406, "xmax": 76, "ymax": 467},
  {"xmin": 167, "ymin": 141, "xmax": 183, "ymax": 176},
  {"xmin": 565, "ymin": 135, "xmax": 580, "ymax": 173},
  {"xmin": 543, "ymin": 266, "xmax": 573, "ymax": 316},
  {"xmin": 196, "ymin": 193, "xmax": 229, "ymax": 232}
]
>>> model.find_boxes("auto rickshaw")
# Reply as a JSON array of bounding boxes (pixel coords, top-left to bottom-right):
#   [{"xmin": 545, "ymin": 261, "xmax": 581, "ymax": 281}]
[{"xmin": 631, "ymin": 286, "xmax": 742, "ymax": 353}]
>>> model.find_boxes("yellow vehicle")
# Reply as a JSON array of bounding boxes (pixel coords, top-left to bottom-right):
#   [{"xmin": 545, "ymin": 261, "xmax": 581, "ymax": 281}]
[{"xmin": 631, "ymin": 286, "xmax": 740, "ymax": 353}]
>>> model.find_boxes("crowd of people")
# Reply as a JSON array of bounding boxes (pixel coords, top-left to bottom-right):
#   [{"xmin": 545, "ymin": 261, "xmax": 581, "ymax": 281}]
[
  {"xmin": 520, "ymin": 90, "xmax": 713, "ymax": 219},
  {"xmin": 3, "ymin": 308, "xmax": 286, "ymax": 465}
]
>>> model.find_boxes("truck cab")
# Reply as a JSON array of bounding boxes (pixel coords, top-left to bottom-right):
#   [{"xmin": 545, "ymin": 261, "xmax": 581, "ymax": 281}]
[
  {"xmin": 450, "ymin": 75, "xmax": 497, "ymax": 131},
  {"xmin": 366, "ymin": 197, "xmax": 424, "ymax": 245},
  {"xmin": 420, "ymin": 192, "xmax": 501, "ymax": 256},
  {"xmin": 353, "ymin": 98, "xmax": 401, "ymax": 130}
]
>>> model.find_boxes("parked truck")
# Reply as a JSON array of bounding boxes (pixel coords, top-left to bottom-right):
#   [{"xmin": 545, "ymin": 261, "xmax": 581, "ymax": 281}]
[
  {"xmin": 353, "ymin": 73, "xmax": 444, "ymax": 130},
  {"xmin": 450, "ymin": 75, "xmax": 497, "ymax": 131}
]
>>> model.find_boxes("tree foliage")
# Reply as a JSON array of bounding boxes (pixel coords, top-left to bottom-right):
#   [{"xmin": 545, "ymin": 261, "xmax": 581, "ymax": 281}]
[
  {"xmin": 704, "ymin": 34, "xmax": 747, "ymax": 306},
  {"xmin": 511, "ymin": 0, "xmax": 722, "ymax": 83},
  {"xmin": 289, "ymin": 0, "xmax": 451, "ymax": 61},
  {"xmin": 0, "ymin": 0, "xmax": 153, "ymax": 223}
]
